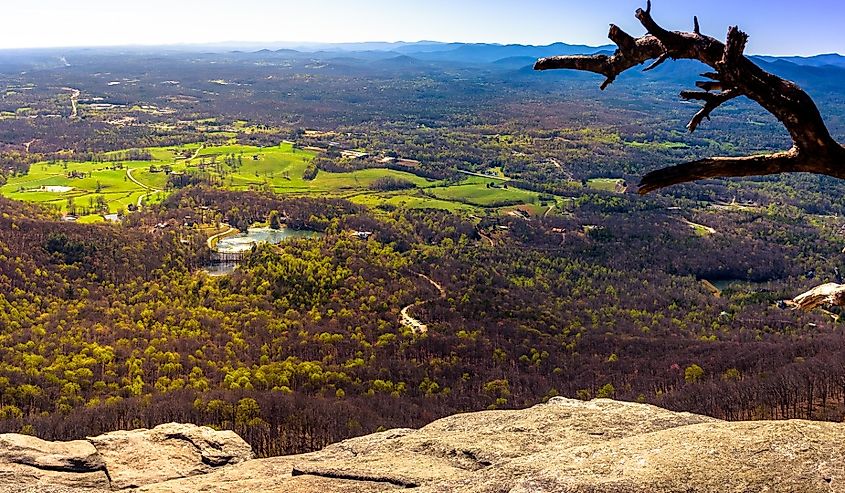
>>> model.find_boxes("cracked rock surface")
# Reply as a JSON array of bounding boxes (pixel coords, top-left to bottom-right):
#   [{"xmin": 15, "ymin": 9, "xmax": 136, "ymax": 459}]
[{"xmin": 4, "ymin": 398, "xmax": 845, "ymax": 492}]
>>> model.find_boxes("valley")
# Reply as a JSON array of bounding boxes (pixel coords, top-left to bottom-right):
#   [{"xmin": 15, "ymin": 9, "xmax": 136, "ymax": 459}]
[{"xmin": 0, "ymin": 39, "xmax": 845, "ymax": 460}]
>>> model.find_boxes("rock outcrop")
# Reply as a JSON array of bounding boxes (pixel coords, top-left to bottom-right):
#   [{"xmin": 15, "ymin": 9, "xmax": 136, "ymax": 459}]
[
  {"xmin": 0, "ymin": 423, "xmax": 252, "ymax": 493},
  {"xmin": 4, "ymin": 398, "xmax": 845, "ymax": 492}
]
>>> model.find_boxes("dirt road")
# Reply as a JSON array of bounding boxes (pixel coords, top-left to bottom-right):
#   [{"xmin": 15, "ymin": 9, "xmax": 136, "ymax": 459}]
[
  {"xmin": 63, "ymin": 87, "xmax": 80, "ymax": 118},
  {"xmin": 400, "ymin": 272, "xmax": 446, "ymax": 334}
]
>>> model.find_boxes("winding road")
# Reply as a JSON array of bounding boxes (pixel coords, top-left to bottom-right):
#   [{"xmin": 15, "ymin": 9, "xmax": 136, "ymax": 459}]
[
  {"xmin": 126, "ymin": 167, "xmax": 162, "ymax": 208},
  {"xmin": 400, "ymin": 272, "xmax": 446, "ymax": 334},
  {"xmin": 187, "ymin": 144, "xmax": 205, "ymax": 162},
  {"xmin": 478, "ymin": 229, "xmax": 495, "ymax": 247},
  {"xmin": 63, "ymin": 87, "xmax": 80, "ymax": 118},
  {"xmin": 125, "ymin": 144, "xmax": 203, "ymax": 208}
]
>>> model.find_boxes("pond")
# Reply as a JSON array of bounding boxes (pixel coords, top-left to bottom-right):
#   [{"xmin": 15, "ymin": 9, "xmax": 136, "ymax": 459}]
[
  {"xmin": 202, "ymin": 227, "xmax": 322, "ymax": 276},
  {"xmin": 215, "ymin": 227, "xmax": 321, "ymax": 254}
]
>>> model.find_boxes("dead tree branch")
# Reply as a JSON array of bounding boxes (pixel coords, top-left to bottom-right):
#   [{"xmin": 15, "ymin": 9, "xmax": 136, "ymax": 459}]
[{"xmin": 534, "ymin": 2, "xmax": 845, "ymax": 194}]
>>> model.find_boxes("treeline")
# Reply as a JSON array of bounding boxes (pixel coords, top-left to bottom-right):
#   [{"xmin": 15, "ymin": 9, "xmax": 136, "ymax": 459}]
[{"xmin": 69, "ymin": 148, "xmax": 154, "ymax": 163}]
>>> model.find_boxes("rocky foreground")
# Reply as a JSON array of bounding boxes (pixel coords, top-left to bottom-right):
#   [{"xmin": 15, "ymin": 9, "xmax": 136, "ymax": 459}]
[{"xmin": 2, "ymin": 398, "xmax": 844, "ymax": 492}]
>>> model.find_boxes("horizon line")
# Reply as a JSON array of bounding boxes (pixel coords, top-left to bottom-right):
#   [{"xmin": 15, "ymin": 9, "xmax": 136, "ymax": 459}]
[{"xmin": 0, "ymin": 39, "xmax": 839, "ymax": 59}]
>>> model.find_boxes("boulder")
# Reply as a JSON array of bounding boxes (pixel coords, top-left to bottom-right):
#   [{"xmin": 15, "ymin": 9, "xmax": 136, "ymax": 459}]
[
  {"xmin": 86, "ymin": 423, "xmax": 253, "ymax": 489},
  {"xmin": 0, "ymin": 434, "xmax": 108, "ymax": 491}
]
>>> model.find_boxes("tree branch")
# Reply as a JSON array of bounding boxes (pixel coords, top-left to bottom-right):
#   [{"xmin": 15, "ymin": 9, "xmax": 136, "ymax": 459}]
[
  {"xmin": 643, "ymin": 52, "xmax": 670, "ymax": 72},
  {"xmin": 638, "ymin": 149, "xmax": 802, "ymax": 194},
  {"xmin": 534, "ymin": 25, "xmax": 665, "ymax": 90},
  {"xmin": 681, "ymin": 89, "xmax": 741, "ymax": 132},
  {"xmin": 534, "ymin": 4, "xmax": 845, "ymax": 194}
]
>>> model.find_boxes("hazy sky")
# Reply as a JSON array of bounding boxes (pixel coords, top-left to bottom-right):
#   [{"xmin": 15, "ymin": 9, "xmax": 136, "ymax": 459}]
[{"xmin": 3, "ymin": 0, "xmax": 842, "ymax": 55}]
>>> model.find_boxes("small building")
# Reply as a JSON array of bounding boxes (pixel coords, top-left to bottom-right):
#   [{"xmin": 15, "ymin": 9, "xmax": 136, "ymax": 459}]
[
  {"xmin": 351, "ymin": 231, "xmax": 373, "ymax": 240},
  {"xmin": 341, "ymin": 150, "xmax": 369, "ymax": 160}
]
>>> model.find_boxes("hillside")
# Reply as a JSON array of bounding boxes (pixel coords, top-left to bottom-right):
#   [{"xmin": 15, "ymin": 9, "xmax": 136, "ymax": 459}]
[{"xmin": 6, "ymin": 398, "xmax": 843, "ymax": 492}]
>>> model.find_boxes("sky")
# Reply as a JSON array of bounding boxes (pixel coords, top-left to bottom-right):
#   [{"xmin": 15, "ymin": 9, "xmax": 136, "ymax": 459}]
[{"xmin": 2, "ymin": 0, "xmax": 842, "ymax": 56}]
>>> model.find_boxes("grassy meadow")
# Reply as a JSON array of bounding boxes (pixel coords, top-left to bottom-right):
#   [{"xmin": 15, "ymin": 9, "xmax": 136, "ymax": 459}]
[{"xmin": 1, "ymin": 142, "xmax": 554, "ymax": 218}]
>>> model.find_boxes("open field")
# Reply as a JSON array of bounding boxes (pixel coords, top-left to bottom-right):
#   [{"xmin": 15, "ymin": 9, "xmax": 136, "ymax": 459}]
[
  {"xmin": 350, "ymin": 190, "xmax": 478, "ymax": 212},
  {"xmin": 587, "ymin": 178, "xmax": 627, "ymax": 193},
  {"xmin": 422, "ymin": 175, "xmax": 542, "ymax": 208},
  {"xmin": 1, "ymin": 142, "xmax": 553, "ymax": 216}
]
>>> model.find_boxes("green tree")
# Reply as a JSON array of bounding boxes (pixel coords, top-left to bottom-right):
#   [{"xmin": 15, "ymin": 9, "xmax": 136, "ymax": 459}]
[
  {"xmin": 268, "ymin": 210, "xmax": 281, "ymax": 230},
  {"xmin": 596, "ymin": 383, "xmax": 616, "ymax": 399},
  {"xmin": 235, "ymin": 398, "xmax": 261, "ymax": 426},
  {"xmin": 685, "ymin": 364, "xmax": 705, "ymax": 383}
]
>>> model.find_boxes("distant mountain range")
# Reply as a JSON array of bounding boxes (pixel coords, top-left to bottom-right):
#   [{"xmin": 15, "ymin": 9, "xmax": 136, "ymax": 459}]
[
  {"xmin": 2, "ymin": 40, "xmax": 845, "ymax": 93},
  {"xmin": 279, "ymin": 42, "xmax": 845, "ymax": 95},
  {"xmin": 259, "ymin": 40, "xmax": 845, "ymax": 69}
]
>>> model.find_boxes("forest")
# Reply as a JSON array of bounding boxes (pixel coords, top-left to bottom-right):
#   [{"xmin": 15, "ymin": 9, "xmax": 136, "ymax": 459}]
[{"xmin": 0, "ymin": 184, "xmax": 842, "ymax": 456}]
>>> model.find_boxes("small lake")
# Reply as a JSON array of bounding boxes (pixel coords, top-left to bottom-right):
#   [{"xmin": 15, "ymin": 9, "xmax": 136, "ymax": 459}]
[
  {"xmin": 202, "ymin": 227, "xmax": 322, "ymax": 276},
  {"xmin": 216, "ymin": 227, "xmax": 321, "ymax": 253}
]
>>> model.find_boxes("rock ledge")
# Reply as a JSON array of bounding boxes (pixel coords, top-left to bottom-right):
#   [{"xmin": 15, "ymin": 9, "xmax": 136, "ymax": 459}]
[
  {"xmin": 4, "ymin": 398, "xmax": 844, "ymax": 492},
  {"xmin": 1, "ymin": 423, "xmax": 252, "ymax": 492}
]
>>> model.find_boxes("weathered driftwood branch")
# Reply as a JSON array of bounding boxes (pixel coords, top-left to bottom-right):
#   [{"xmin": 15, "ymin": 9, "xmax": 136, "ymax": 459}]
[
  {"xmin": 791, "ymin": 283, "xmax": 845, "ymax": 311},
  {"xmin": 534, "ymin": 0, "xmax": 845, "ymax": 194}
]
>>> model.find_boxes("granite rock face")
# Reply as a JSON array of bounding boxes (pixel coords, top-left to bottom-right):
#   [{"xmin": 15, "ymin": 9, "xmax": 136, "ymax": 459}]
[
  {"xmin": 0, "ymin": 423, "xmax": 252, "ymax": 492},
  {"xmin": 5, "ymin": 398, "xmax": 845, "ymax": 492}
]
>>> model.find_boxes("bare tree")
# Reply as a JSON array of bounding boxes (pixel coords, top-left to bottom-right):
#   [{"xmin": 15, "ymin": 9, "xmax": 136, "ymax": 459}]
[{"xmin": 534, "ymin": 0, "xmax": 845, "ymax": 195}]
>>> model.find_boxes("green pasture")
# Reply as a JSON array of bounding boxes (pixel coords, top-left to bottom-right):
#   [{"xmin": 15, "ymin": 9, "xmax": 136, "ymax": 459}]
[
  {"xmin": 350, "ymin": 190, "xmax": 476, "ymax": 212},
  {"xmin": 1, "ymin": 141, "xmax": 555, "ymax": 216},
  {"xmin": 423, "ymin": 177, "xmax": 541, "ymax": 208}
]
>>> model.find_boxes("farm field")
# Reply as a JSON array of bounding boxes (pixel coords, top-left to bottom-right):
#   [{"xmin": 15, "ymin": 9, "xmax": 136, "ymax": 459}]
[
  {"xmin": 0, "ymin": 142, "xmax": 552, "ymax": 217},
  {"xmin": 423, "ymin": 175, "xmax": 543, "ymax": 208},
  {"xmin": 349, "ymin": 190, "xmax": 478, "ymax": 212}
]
